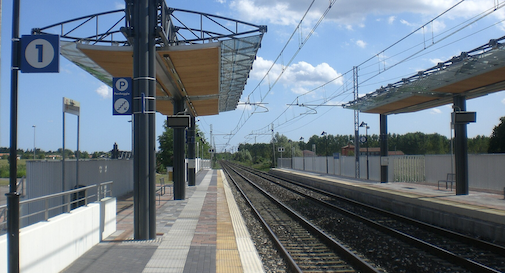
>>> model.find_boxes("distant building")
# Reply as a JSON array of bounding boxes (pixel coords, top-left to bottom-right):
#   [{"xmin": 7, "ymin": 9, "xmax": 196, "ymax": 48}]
[
  {"xmin": 45, "ymin": 154, "xmax": 62, "ymax": 160},
  {"xmin": 341, "ymin": 144, "xmax": 404, "ymax": 156},
  {"xmin": 302, "ymin": 150, "xmax": 316, "ymax": 157}
]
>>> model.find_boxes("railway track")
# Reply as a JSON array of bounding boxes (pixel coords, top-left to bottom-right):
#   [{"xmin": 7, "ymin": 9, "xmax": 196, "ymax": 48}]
[
  {"xmin": 222, "ymin": 161, "xmax": 382, "ymax": 273},
  {"xmin": 225, "ymin": 161, "xmax": 505, "ymax": 273}
]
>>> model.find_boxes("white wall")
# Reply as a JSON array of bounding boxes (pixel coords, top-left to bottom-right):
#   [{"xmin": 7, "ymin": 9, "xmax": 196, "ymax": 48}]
[
  {"xmin": 0, "ymin": 198, "xmax": 116, "ymax": 273},
  {"xmin": 287, "ymin": 154, "xmax": 505, "ymax": 191}
]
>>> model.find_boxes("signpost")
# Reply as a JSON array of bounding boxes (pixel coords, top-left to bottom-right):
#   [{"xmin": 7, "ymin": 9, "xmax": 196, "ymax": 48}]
[
  {"xmin": 62, "ymin": 98, "xmax": 81, "ymax": 194},
  {"xmin": 9, "ymin": 18, "xmax": 61, "ymax": 271}
]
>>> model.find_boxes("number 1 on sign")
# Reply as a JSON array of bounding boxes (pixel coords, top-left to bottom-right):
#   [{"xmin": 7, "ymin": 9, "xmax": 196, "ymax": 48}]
[{"xmin": 36, "ymin": 44, "xmax": 43, "ymax": 62}]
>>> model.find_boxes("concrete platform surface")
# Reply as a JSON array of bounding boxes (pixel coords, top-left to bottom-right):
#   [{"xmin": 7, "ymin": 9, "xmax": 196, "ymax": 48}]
[
  {"xmin": 271, "ymin": 168, "xmax": 505, "ymax": 243},
  {"xmin": 61, "ymin": 169, "xmax": 264, "ymax": 273}
]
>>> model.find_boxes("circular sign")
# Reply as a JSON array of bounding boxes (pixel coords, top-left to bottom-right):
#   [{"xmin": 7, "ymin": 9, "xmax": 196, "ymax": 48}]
[
  {"xmin": 24, "ymin": 39, "xmax": 55, "ymax": 69},
  {"xmin": 360, "ymin": 136, "xmax": 367, "ymax": 143},
  {"xmin": 115, "ymin": 78, "xmax": 130, "ymax": 91},
  {"xmin": 114, "ymin": 98, "xmax": 130, "ymax": 114}
]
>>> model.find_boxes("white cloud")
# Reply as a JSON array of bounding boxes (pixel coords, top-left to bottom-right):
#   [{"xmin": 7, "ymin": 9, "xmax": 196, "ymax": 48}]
[
  {"xmin": 430, "ymin": 108, "xmax": 442, "ymax": 114},
  {"xmin": 400, "ymin": 19, "xmax": 414, "ymax": 26},
  {"xmin": 114, "ymin": 1, "xmax": 124, "ymax": 9},
  {"xmin": 388, "ymin": 16, "xmax": 396, "ymax": 24},
  {"xmin": 228, "ymin": 0, "xmax": 498, "ymax": 28},
  {"xmin": 216, "ymin": 0, "xmax": 226, "ymax": 3},
  {"xmin": 356, "ymin": 40, "xmax": 367, "ymax": 48},
  {"xmin": 96, "ymin": 84, "xmax": 112, "ymax": 99},
  {"xmin": 502, "ymin": 97, "xmax": 505, "ymax": 105},
  {"xmin": 429, "ymin": 58, "xmax": 444, "ymax": 65},
  {"xmin": 251, "ymin": 57, "xmax": 343, "ymax": 95}
]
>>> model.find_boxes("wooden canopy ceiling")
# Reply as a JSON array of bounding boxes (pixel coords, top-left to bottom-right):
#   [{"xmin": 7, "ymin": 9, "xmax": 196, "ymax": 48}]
[{"xmin": 78, "ymin": 43, "xmax": 221, "ymax": 116}]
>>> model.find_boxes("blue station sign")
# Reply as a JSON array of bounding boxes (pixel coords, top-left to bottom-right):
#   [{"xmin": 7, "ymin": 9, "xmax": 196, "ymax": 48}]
[
  {"xmin": 21, "ymin": 34, "xmax": 60, "ymax": 73},
  {"xmin": 112, "ymin": 77, "xmax": 133, "ymax": 115}
]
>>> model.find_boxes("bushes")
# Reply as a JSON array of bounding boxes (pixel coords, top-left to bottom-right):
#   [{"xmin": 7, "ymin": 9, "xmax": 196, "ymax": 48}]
[{"xmin": 0, "ymin": 160, "xmax": 27, "ymax": 178}]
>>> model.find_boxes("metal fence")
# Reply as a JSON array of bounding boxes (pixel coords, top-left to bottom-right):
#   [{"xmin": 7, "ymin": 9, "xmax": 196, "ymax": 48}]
[
  {"xmin": 284, "ymin": 154, "xmax": 505, "ymax": 192},
  {"xmin": 0, "ymin": 181, "xmax": 113, "ymax": 235}
]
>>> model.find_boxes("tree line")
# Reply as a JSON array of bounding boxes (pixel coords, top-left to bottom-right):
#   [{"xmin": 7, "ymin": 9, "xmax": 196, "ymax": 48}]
[
  {"xmin": 0, "ymin": 147, "xmax": 110, "ymax": 160},
  {"xmin": 229, "ymin": 116, "xmax": 505, "ymax": 167}
]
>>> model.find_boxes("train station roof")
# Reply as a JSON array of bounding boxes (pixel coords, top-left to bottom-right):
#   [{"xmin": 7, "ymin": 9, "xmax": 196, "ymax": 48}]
[
  {"xmin": 35, "ymin": 6, "xmax": 266, "ymax": 117},
  {"xmin": 343, "ymin": 36, "xmax": 505, "ymax": 115}
]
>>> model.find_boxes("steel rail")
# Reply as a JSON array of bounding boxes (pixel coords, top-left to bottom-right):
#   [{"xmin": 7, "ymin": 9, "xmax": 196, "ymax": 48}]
[
  {"xmin": 264, "ymin": 169, "xmax": 505, "ymax": 255},
  {"xmin": 233, "ymin": 163, "xmax": 503, "ymax": 273},
  {"xmin": 222, "ymin": 161, "xmax": 381, "ymax": 273},
  {"xmin": 221, "ymin": 163, "xmax": 303, "ymax": 273}
]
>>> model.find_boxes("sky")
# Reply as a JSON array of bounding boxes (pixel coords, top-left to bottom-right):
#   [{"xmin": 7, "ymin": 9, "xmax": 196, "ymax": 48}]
[{"xmin": 1, "ymin": 0, "xmax": 505, "ymax": 154}]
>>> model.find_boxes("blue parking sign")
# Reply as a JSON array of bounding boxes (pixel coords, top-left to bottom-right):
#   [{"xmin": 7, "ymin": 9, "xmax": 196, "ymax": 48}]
[
  {"xmin": 21, "ymin": 34, "xmax": 60, "ymax": 73},
  {"xmin": 113, "ymin": 77, "xmax": 133, "ymax": 115}
]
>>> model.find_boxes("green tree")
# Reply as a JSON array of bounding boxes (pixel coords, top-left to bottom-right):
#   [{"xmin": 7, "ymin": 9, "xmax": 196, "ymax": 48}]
[
  {"xmin": 157, "ymin": 122, "xmax": 175, "ymax": 172},
  {"xmin": 468, "ymin": 135, "xmax": 489, "ymax": 154},
  {"xmin": 157, "ymin": 121, "xmax": 211, "ymax": 172},
  {"xmin": 488, "ymin": 116, "xmax": 505, "ymax": 153}
]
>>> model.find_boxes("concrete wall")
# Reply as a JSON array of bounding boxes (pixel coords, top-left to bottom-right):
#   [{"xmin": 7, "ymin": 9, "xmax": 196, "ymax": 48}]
[
  {"xmin": 284, "ymin": 154, "xmax": 505, "ymax": 192},
  {"xmin": 24, "ymin": 160, "xmax": 131, "ymax": 224},
  {"xmin": 26, "ymin": 160, "xmax": 133, "ymax": 200},
  {"xmin": 0, "ymin": 197, "xmax": 116, "ymax": 273}
]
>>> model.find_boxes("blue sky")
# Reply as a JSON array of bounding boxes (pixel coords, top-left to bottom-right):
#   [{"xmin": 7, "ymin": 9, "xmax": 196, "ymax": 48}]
[{"xmin": 2, "ymin": 0, "xmax": 505, "ymax": 153}]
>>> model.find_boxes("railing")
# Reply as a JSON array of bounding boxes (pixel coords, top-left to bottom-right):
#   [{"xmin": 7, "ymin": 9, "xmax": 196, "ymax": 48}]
[{"xmin": 0, "ymin": 181, "xmax": 113, "ymax": 235}]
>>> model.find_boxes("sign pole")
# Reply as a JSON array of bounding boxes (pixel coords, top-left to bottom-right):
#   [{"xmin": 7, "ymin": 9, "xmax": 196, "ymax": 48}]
[{"xmin": 8, "ymin": 0, "xmax": 21, "ymax": 271}]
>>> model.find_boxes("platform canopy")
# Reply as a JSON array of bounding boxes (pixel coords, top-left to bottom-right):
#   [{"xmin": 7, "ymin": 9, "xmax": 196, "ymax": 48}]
[
  {"xmin": 34, "ymin": 5, "xmax": 266, "ymax": 117},
  {"xmin": 343, "ymin": 36, "xmax": 505, "ymax": 115}
]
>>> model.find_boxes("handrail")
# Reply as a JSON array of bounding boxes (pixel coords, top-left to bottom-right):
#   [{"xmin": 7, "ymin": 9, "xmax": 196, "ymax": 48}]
[{"xmin": 0, "ymin": 181, "xmax": 113, "ymax": 234}]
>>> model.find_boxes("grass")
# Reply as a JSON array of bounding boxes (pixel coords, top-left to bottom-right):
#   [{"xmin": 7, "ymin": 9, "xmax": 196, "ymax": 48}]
[{"xmin": 0, "ymin": 159, "xmax": 28, "ymax": 179}]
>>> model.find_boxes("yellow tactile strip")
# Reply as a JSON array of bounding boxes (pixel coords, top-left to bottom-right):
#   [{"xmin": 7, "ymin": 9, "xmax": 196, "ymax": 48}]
[
  {"xmin": 217, "ymin": 171, "xmax": 244, "ymax": 272},
  {"xmin": 219, "ymin": 170, "xmax": 265, "ymax": 273}
]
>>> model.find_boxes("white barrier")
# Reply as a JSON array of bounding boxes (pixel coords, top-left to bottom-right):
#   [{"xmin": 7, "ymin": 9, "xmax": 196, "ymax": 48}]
[
  {"xmin": 0, "ymin": 197, "xmax": 116, "ymax": 273},
  {"xmin": 286, "ymin": 154, "xmax": 505, "ymax": 192}
]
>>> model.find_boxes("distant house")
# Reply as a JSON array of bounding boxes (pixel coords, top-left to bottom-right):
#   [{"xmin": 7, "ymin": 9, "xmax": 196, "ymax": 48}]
[
  {"xmin": 0, "ymin": 153, "xmax": 21, "ymax": 160},
  {"xmin": 341, "ymin": 144, "xmax": 404, "ymax": 156},
  {"xmin": 45, "ymin": 154, "xmax": 62, "ymax": 160},
  {"xmin": 302, "ymin": 150, "xmax": 316, "ymax": 157}
]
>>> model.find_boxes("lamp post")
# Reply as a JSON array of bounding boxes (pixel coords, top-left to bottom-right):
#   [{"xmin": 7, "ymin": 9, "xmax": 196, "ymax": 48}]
[
  {"xmin": 288, "ymin": 140, "xmax": 293, "ymax": 169},
  {"xmin": 321, "ymin": 131, "xmax": 328, "ymax": 174},
  {"xmin": 359, "ymin": 121, "xmax": 370, "ymax": 180},
  {"xmin": 300, "ymin": 137, "xmax": 305, "ymax": 171},
  {"xmin": 32, "ymin": 125, "xmax": 36, "ymax": 160}
]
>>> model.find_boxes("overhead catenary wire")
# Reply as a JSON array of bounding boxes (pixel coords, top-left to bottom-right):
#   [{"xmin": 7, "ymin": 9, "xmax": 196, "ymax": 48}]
[
  {"xmin": 220, "ymin": 0, "xmax": 338, "ymax": 150},
  {"xmin": 214, "ymin": 0, "xmax": 505, "ymax": 150}
]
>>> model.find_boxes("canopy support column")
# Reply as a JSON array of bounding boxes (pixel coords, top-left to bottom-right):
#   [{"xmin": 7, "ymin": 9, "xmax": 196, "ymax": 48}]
[
  {"xmin": 380, "ymin": 114, "xmax": 388, "ymax": 183},
  {"xmin": 453, "ymin": 95, "xmax": 469, "ymax": 195},
  {"xmin": 187, "ymin": 116, "xmax": 196, "ymax": 186},
  {"xmin": 132, "ymin": 0, "xmax": 157, "ymax": 240},
  {"xmin": 173, "ymin": 99, "xmax": 186, "ymax": 200}
]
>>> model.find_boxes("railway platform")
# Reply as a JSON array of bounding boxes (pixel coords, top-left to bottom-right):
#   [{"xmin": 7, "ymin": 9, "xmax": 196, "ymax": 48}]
[
  {"xmin": 270, "ymin": 168, "xmax": 505, "ymax": 244},
  {"xmin": 61, "ymin": 169, "xmax": 264, "ymax": 273}
]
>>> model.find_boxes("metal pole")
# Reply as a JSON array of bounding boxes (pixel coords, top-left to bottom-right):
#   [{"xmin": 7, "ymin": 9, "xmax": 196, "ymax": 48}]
[
  {"xmin": 271, "ymin": 124, "xmax": 275, "ymax": 167},
  {"xmin": 453, "ymin": 96, "xmax": 469, "ymax": 195},
  {"xmin": 353, "ymin": 66, "xmax": 360, "ymax": 178},
  {"xmin": 132, "ymin": 0, "xmax": 157, "ymax": 240},
  {"xmin": 7, "ymin": 0, "xmax": 21, "ymax": 271},
  {"xmin": 380, "ymin": 114, "xmax": 388, "ymax": 183},
  {"xmin": 173, "ymin": 100, "xmax": 186, "ymax": 200},
  {"xmin": 32, "ymin": 125, "xmax": 36, "ymax": 159},
  {"xmin": 188, "ymin": 116, "xmax": 196, "ymax": 186},
  {"xmin": 76, "ymin": 116, "xmax": 80, "ymax": 188},
  {"xmin": 62, "ymin": 108, "xmax": 66, "ymax": 215},
  {"xmin": 366, "ymin": 126, "xmax": 369, "ymax": 180},
  {"xmin": 147, "ymin": 0, "xmax": 157, "ymax": 239}
]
